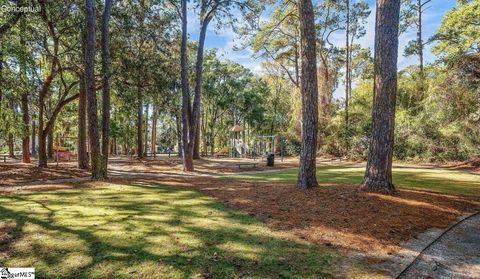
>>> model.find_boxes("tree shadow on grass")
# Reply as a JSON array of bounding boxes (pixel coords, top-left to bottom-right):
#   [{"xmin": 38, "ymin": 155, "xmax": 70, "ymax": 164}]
[{"xmin": 0, "ymin": 183, "xmax": 335, "ymax": 278}]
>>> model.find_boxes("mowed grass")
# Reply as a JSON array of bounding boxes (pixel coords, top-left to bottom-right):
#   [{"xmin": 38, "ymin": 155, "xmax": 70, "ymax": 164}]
[
  {"xmin": 229, "ymin": 164, "xmax": 480, "ymax": 197},
  {"xmin": 0, "ymin": 182, "xmax": 334, "ymax": 278}
]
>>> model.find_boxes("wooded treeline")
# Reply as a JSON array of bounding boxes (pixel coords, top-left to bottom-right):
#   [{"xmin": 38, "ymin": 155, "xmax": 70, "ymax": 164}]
[{"xmin": 0, "ymin": 0, "xmax": 478, "ymax": 184}]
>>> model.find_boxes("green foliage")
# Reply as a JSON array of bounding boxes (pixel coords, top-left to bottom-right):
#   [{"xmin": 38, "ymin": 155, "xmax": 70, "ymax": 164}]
[
  {"xmin": 432, "ymin": 1, "xmax": 480, "ymax": 57},
  {"xmin": 200, "ymin": 51, "xmax": 270, "ymax": 154}
]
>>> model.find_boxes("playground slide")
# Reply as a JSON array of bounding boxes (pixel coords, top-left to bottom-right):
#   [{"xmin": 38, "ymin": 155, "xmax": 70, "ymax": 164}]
[
  {"xmin": 235, "ymin": 144, "xmax": 243, "ymax": 155},
  {"xmin": 214, "ymin": 146, "xmax": 228, "ymax": 157}
]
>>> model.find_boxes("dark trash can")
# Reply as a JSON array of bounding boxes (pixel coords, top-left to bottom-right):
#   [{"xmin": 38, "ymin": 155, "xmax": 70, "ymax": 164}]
[{"xmin": 267, "ymin": 153, "xmax": 275, "ymax": 167}]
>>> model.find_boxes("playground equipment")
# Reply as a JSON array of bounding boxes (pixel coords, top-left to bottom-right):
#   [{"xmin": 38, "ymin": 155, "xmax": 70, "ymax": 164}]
[
  {"xmin": 214, "ymin": 146, "xmax": 229, "ymax": 157},
  {"xmin": 227, "ymin": 124, "xmax": 284, "ymax": 163},
  {"xmin": 53, "ymin": 146, "xmax": 73, "ymax": 161},
  {"xmin": 229, "ymin": 125, "xmax": 246, "ymax": 158}
]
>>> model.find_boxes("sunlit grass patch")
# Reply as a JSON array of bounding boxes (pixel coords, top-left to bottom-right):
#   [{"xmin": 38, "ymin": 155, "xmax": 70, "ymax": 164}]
[
  {"xmin": 228, "ymin": 164, "xmax": 480, "ymax": 196},
  {"xmin": 0, "ymin": 183, "xmax": 335, "ymax": 278}
]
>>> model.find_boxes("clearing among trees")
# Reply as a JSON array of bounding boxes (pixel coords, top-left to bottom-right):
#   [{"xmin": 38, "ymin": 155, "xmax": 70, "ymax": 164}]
[{"xmin": 1, "ymin": 0, "xmax": 479, "ymax": 278}]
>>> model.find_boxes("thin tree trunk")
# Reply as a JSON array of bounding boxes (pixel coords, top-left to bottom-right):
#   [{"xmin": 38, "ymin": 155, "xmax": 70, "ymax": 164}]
[
  {"xmin": 152, "ymin": 106, "xmax": 157, "ymax": 158},
  {"xmin": 85, "ymin": 0, "xmax": 104, "ymax": 179},
  {"xmin": 38, "ymin": 101, "xmax": 47, "ymax": 167},
  {"xmin": 77, "ymin": 74, "xmax": 89, "ymax": 169},
  {"xmin": 100, "ymin": 0, "xmax": 113, "ymax": 177},
  {"xmin": 361, "ymin": 0, "xmax": 401, "ymax": 194},
  {"xmin": 7, "ymin": 134, "xmax": 14, "ymax": 158},
  {"xmin": 416, "ymin": 0, "xmax": 424, "ymax": 100},
  {"xmin": 193, "ymin": 117, "xmax": 201, "ymax": 159},
  {"xmin": 180, "ymin": 0, "xmax": 193, "ymax": 170},
  {"xmin": 191, "ymin": 14, "xmax": 213, "ymax": 160},
  {"xmin": 137, "ymin": 86, "xmax": 143, "ymax": 158},
  {"xmin": 20, "ymin": 20, "xmax": 30, "ymax": 163},
  {"xmin": 21, "ymin": 93, "xmax": 30, "ymax": 163},
  {"xmin": 297, "ymin": 0, "xmax": 319, "ymax": 189},
  {"xmin": 31, "ymin": 120, "xmax": 36, "ymax": 156},
  {"xmin": 144, "ymin": 103, "xmax": 149, "ymax": 156},
  {"xmin": 0, "ymin": 35, "xmax": 3, "ymax": 112},
  {"xmin": 345, "ymin": 0, "xmax": 350, "ymax": 128},
  {"xmin": 38, "ymin": 131, "xmax": 47, "ymax": 166},
  {"xmin": 47, "ymin": 128, "xmax": 54, "ymax": 159},
  {"xmin": 176, "ymin": 112, "xmax": 182, "ymax": 158}
]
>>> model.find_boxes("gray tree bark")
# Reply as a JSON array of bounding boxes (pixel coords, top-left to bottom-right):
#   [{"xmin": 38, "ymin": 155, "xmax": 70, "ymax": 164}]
[
  {"xmin": 100, "ymin": 0, "xmax": 113, "ymax": 176},
  {"xmin": 20, "ymin": 19, "xmax": 30, "ymax": 163},
  {"xmin": 151, "ymin": 106, "xmax": 157, "ymax": 158},
  {"xmin": 361, "ymin": 0, "xmax": 401, "ymax": 194},
  {"xmin": 47, "ymin": 128, "xmax": 54, "ymax": 159},
  {"xmin": 85, "ymin": 0, "xmax": 105, "ymax": 179},
  {"xmin": 137, "ymin": 86, "xmax": 143, "ymax": 158},
  {"xmin": 31, "ymin": 120, "xmax": 36, "ymax": 156},
  {"xmin": 77, "ymin": 73, "xmax": 89, "ymax": 169},
  {"xmin": 180, "ymin": 0, "xmax": 194, "ymax": 170},
  {"xmin": 297, "ymin": 0, "xmax": 319, "ymax": 189},
  {"xmin": 144, "ymin": 103, "xmax": 149, "ymax": 156},
  {"xmin": 345, "ymin": 0, "xmax": 350, "ymax": 128}
]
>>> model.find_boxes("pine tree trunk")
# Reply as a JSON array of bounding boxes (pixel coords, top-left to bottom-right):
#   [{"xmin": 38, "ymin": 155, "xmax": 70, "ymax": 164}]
[
  {"xmin": 38, "ymin": 100, "xmax": 47, "ymax": 167},
  {"xmin": 193, "ymin": 119, "xmax": 201, "ymax": 159},
  {"xmin": 7, "ymin": 134, "xmax": 14, "ymax": 158},
  {"xmin": 345, "ymin": 0, "xmax": 350, "ymax": 128},
  {"xmin": 21, "ymin": 93, "xmax": 30, "ymax": 163},
  {"xmin": 176, "ymin": 113, "xmax": 182, "ymax": 158},
  {"xmin": 297, "ymin": 0, "xmax": 319, "ymax": 189},
  {"xmin": 47, "ymin": 128, "xmax": 54, "ymax": 159},
  {"xmin": 85, "ymin": 0, "xmax": 105, "ymax": 179},
  {"xmin": 416, "ymin": 0, "xmax": 424, "ymax": 100},
  {"xmin": 144, "ymin": 103, "xmax": 149, "ymax": 156},
  {"xmin": 180, "ymin": 0, "xmax": 193, "ymax": 171},
  {"xmin": 151, "ymin": 106, "xmax": 157, "ymax": 158},
  {"xmin": 191, "ymin": 15, "xmax": 212, "ymax": 161},
  {"xmin": 361, "ymin": 0, "xmax": 401, "ymax": 194},
  {"xmin": 137, "ymin": 86, "xmax": 143, "ymax": 158},
  {"xmin": 20, "ymin": 19, "xmax": 30, "ymax": 163},
  {"xmin": 38, "ymin": 130, "xmax": 47, "ymax": 167},
  {"xmin": 100, "ymin": 0, "xmax": 113, "ymax": 177},
  {"xmin": 77, "ymin": 74, "xmax": 89, "ymax": 169},
  {"xmin": 31, "ymin": 120, "xmax": 36, "ymax": 156}
]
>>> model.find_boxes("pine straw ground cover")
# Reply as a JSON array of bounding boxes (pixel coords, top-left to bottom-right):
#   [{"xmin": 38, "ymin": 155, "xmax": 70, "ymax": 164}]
[
  {"xmin": 1, "ymin": 163, "xmax": 479, "ymax": 278},
  {"xmin": 0, "ymin": 163, "xmax": 90, "ymax": 186}
]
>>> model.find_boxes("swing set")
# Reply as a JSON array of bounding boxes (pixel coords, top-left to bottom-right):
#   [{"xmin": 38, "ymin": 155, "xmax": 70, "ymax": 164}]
[{"xmin": 227, "ymin": 125, "xmax": 285, "ymax": 162}]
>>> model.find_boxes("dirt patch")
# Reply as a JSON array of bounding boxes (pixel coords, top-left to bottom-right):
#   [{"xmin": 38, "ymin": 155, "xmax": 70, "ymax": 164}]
[
  {"xmin": 108, "ymin": 156, "xmax": 298, "ymax": 175},
  {"xmin": 0, "ymin": 156, "xmax": 298, "ymax": 187},
  {"xmin": 0, "ymin": 222, "xmax": 17, "ymax": 259},
  {"xmin": 0, "ymin": 164, "xmax": 89, "ymax": 186},
  {"xmin": 446, "ymin": 159, "xmax": 480, "ymax": 173}
]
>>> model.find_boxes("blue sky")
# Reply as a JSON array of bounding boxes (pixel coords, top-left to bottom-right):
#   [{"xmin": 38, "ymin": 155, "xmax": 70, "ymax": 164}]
[{"xmin": 188, "ymin": 0, "xmax": 457, "ymax": 99}]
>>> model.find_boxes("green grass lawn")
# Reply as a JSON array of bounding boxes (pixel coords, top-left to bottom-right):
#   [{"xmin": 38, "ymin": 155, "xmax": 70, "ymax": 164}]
[
  {"xmin": 0, "ymin": 182, "xmax": 334, "ymax": 278},
  {"xmin": 229, "ymin": 164, "xmax": 480, "ymax": 196}
]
